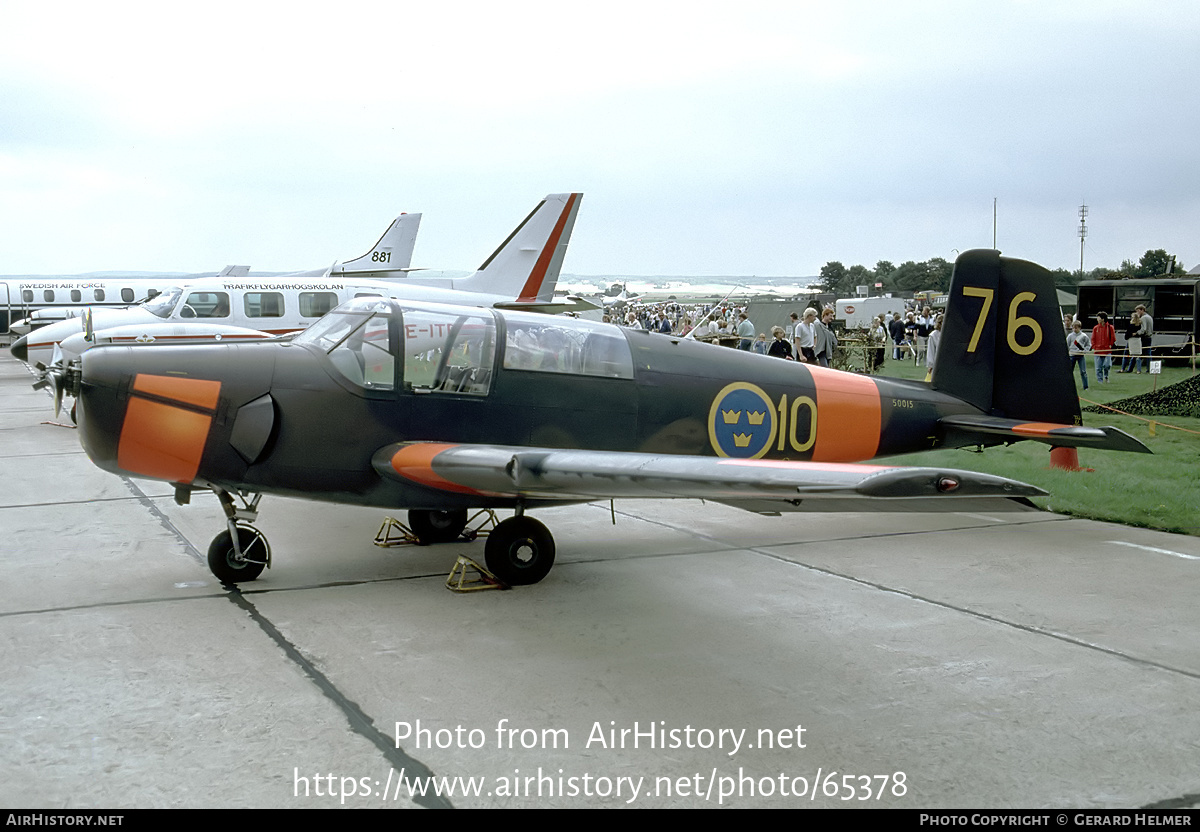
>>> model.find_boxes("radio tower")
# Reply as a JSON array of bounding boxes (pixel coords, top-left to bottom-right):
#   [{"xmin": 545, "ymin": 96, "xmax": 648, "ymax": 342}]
[{"xmin": 1078, "ymin": 203, "xmax": 1088, "ymax": 275}]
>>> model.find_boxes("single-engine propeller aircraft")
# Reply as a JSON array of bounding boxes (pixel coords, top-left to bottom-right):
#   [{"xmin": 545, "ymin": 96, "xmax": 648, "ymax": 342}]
[{"xmin": 69, "ymin": 249, "xmax": 1148, "ymax": 586}]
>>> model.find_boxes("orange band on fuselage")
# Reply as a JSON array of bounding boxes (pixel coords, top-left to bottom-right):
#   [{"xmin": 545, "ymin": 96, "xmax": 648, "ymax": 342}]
[
  {"xmin": 118, "ymin": 398, "xmax": 212, "ymax": 483},
  {"xmin": 132, "ymin": 374, "xmax": 221, "ymax": 410},
  {"xmin": 389, "ymin": 443, "xmax": 488, "ymax": 496},
  {"xmin": 809, "ymin": 368, "xmax": 882, "ymax": 462}
]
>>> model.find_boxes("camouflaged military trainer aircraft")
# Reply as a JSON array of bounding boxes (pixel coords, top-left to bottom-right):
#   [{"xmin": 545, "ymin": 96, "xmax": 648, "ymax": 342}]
[{"xmin": 70, "ymin": 249, "xmax": 1148, "ymax": 586}]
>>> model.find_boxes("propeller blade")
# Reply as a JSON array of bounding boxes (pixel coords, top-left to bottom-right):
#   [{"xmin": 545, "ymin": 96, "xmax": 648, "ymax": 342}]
[{"xmin": 51, "ymin": 371, "xmax": 64, "ymax": 417}]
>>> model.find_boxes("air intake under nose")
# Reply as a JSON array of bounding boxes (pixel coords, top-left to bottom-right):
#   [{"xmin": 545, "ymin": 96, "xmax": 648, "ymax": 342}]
[{"xmin": 230, "ymin": 394, "xmax": 276, "ymax": 464}]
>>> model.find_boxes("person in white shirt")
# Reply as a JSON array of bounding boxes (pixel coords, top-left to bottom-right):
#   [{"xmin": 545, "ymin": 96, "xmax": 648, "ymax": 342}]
[{"xmin": 1066, "ymin": 320, "xmax": 1091, "ymax": 390}]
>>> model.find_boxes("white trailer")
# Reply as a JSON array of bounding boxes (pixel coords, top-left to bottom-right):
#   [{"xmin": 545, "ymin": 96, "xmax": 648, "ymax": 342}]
[{"xmin": 835, "ymin": 297, "xmax": 902, "ymax": 329}]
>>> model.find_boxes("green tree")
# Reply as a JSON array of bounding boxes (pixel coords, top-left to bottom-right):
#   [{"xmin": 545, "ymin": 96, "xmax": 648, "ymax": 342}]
[
  {"xmin": 847, "ymin": 264, "xmax": 874, "ymax": 293},
  {"xmin": 925, "ymin": 257, "xmax": 952, "ymax": 292},
  {"xmin": 890, "ymin": 261, "xmax": 929, "ymax": 292},
  {"xmin": 818, "ymin": 261, "xmax": 850, "ymax": 295},
  {"xmin": 1051, "ymin": 267, "xmax": 1078, "ymax": 287},
  {"xmin": 1136, "ymin": 249, "xmax": 1175, "ymax": 277}
]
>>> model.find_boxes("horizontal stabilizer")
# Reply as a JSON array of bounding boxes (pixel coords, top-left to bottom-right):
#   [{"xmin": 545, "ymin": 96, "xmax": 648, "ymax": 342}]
[
  {"xmin": 372, "ymin": 442, "xmax": 1046, "ymax": 513},
  {"xmin": 492, "ymin": 296, "xmax": 600, "ymax": 314},
  {"xmin": 939, "ymin": 414, "xmax": 1151, "ymax": 454}
]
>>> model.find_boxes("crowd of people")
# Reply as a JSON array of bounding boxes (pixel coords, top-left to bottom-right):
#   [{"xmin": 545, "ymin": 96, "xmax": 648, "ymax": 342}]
[
  {"xmin": 1066, "ymin": 304, "xmax": 1154, "ymax": 389},
  {"xmin": 600, "ymin": 296, "xmax": 1166, "ymax": 392},
  {"xmin": 600, "ymin": 297, "xmax": 946, "ymax": 376}
]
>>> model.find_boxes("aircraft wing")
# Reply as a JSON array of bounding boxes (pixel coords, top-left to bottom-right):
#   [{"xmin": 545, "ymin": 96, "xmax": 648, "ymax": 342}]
[{"xmin": 372, "ymin": 442, "xmax": 1046, "ymax": 514}]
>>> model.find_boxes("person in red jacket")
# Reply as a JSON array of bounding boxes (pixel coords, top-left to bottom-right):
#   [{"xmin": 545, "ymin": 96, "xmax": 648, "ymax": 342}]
[{"xmin": 1091, "ymin": 311, "xmax": 1116, "ymax": 383}]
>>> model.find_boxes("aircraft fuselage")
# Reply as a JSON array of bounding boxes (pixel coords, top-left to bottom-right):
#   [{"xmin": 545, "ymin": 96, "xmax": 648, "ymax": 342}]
[{"xmin": 77, "ymin": 298, "xmax": 981, "ymax": 513}]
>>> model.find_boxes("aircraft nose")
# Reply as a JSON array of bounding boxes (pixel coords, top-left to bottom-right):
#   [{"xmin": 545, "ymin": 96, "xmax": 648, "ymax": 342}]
[
  {"xmin": 10, "ymin": 335, "xmax": 28, "ymax": 363},
  {"xmin": 79, "ymin": 347, "xmax": 225, "ymax": 484},
  {"xmin": 76, "ymin": 348, "xmax": 130, "ymax": 476}
]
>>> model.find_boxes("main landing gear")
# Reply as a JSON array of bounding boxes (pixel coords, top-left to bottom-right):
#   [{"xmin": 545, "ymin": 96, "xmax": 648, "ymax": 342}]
[
  {"xmin": 483, "ymin": 511, "xmax": 555, "ymax": 587},
  {"xmin": 207, "ymin": 489, "xmax": 270, "ymax": 584},
  {"xmin": 407, "ymin": 508, "xmax": 470, "ymax": 543},
  {"xmin": 400, "ymin": 507, "xmax": 557, "ymax": 586}
]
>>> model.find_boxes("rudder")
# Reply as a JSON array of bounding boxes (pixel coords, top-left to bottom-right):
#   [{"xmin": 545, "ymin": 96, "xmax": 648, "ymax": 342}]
[{"xmin": 933, "ymin": 249, "xmax": 1080, "ymax": 426}]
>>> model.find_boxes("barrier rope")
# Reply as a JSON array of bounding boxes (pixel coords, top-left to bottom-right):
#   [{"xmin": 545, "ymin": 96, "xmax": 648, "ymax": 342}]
[
  {"xmin": 1068, "ymin": 336, "xmax": 1198, "ymax": 373},
  {"xmin": 1078, "ymin": 396, "xmax": 1200, "ymax": 437}
]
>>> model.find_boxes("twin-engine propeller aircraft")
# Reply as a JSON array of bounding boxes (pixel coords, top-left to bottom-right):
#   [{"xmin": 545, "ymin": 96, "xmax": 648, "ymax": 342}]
[
  {"xmin": 13, "ymin": 193, "xmax": 586, "ymax": 370},
  {"xmin": 2, "ymin": 210, "xmax": 421, "ymax": 338},
  {"xmin": 71, "ymin": 249, "xmax": 1148, "ymax": 586}
]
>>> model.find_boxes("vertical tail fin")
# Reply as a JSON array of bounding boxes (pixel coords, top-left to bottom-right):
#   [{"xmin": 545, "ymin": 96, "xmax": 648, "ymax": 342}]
[
  {"xmin": 336, "ymin": 213, "xmax": 422, "ymax": 275},
  {"xmin": 450, "ymin": 193, "xmax": 582, "ymax": 301},
  {"xmin": 934, "ymin": 249, "xmax": 1080, "ymax": 426}
]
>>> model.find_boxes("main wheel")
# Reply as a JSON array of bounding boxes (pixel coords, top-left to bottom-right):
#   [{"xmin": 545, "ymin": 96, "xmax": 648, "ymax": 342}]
[
  {"xmin": 407, "ymin": 508, "xmax": 469, "ymax": 544},
  {"xmin": 484, "ymin": 516, "xmax": 555, "ymax": 585},
  {"xmin": 207, "ymin": 526, "xmax": 269, "ymax": 584}
]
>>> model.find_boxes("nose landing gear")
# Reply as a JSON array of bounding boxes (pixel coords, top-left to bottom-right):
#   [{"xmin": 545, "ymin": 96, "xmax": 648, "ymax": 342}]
[{"xmin": 208, "ymin": 489, "xmax": 270, "ymax": 584}]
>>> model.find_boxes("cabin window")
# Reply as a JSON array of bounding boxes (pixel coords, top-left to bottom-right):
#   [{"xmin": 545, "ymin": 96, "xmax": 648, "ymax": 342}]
[
  {"xmin": 181, "ymin": 291, "xmax": 231, "ymax": 318},
  {"xmin": 43, "ymin": 290, "xmax": 55, "ymax": 303},
  {"xmin": 401, "ymin": 308, "xmax": 496, "ymax": 396},
  {"xmin": 22, "ymin": 290, "xmax": 33, "ymax": 303},
  {"xmin": 121, "ymin": 288, "xmax": 135, "ymax": 302},
  {"xmin": 300, "ymin": 292, "xmax": 339, "ymax": 317},
  {"xmin": 71, "ymin": 290, "xmax": 81, "ymax": 302},
  {"xmin": 244, "ymin": 292, "xmax": 284, "ymax": 318},
  {"xmin": 94, "ymin": 289, "xmax": 105, "ymax": 302},
  {"xmin": 502, "ymin": 313, "xmax": 633, "ymax": 379}
]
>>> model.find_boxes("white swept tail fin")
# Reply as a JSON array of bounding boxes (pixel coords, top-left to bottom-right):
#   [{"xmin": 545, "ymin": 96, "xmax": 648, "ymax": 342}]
[
  {"xmin": 335, "ymin": 212, "xmax": 422, "ymax": 275},
  {"xmin": 450, "ymin": 193, "xmax": 582, "ymax": 301}
]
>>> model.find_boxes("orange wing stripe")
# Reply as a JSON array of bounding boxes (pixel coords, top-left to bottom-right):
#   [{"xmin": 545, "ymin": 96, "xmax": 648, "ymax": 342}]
[{"xmin": 389, "ymin": 443, "xmax": 487, "ymax": 496}]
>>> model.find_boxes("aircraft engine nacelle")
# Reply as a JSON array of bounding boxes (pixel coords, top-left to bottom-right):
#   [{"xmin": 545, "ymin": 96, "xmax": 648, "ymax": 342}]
[{"xmin": 77, "ymin": 343, "xmax": 278, "ymax": 488}]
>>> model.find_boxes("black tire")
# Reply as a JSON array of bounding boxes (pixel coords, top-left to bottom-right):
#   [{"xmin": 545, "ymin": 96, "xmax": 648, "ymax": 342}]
[
  {"xmin": 207, "ymin": 527, "xmax": 269, "ymax": 583},
  {"xmin": 407, "ymin": 509, "xmax": 469, "ymax": 544},
  {"xmin": 484, "ymin": 516, "xmax": 555, "ymax": 585}
]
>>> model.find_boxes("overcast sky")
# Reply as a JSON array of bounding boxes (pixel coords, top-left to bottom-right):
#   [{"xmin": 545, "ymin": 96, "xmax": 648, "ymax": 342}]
[{"xmin": 2, "ymin": 1, "xmax": 1197, "ymax": 278}]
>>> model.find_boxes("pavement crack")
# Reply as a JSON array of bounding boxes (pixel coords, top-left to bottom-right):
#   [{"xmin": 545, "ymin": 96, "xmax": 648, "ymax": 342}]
[{"xmin": 223, "ymin": 586, "xmax": 453, "ymax": 809}]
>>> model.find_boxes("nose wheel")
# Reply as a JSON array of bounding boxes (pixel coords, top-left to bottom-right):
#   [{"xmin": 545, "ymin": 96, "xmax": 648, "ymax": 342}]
[
  {"xmin": 207, "ymin": 526, "xmax": 270, "ymax": 584},
  {"xmin": 208, "ymin": 489, "xmax": 271, "ymax": 584}
]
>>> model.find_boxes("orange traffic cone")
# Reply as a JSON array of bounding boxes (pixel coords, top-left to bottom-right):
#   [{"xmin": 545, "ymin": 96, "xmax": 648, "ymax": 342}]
[{"xmin": 1048, "ymin": 446, "xmax": 1093, "ymax": 472}]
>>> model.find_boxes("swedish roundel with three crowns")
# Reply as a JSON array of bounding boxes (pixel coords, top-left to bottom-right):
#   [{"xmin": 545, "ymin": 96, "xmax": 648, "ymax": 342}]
[{"xmin": 707, "ymin": 382, "xmax": 778, "ymax": 458}]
